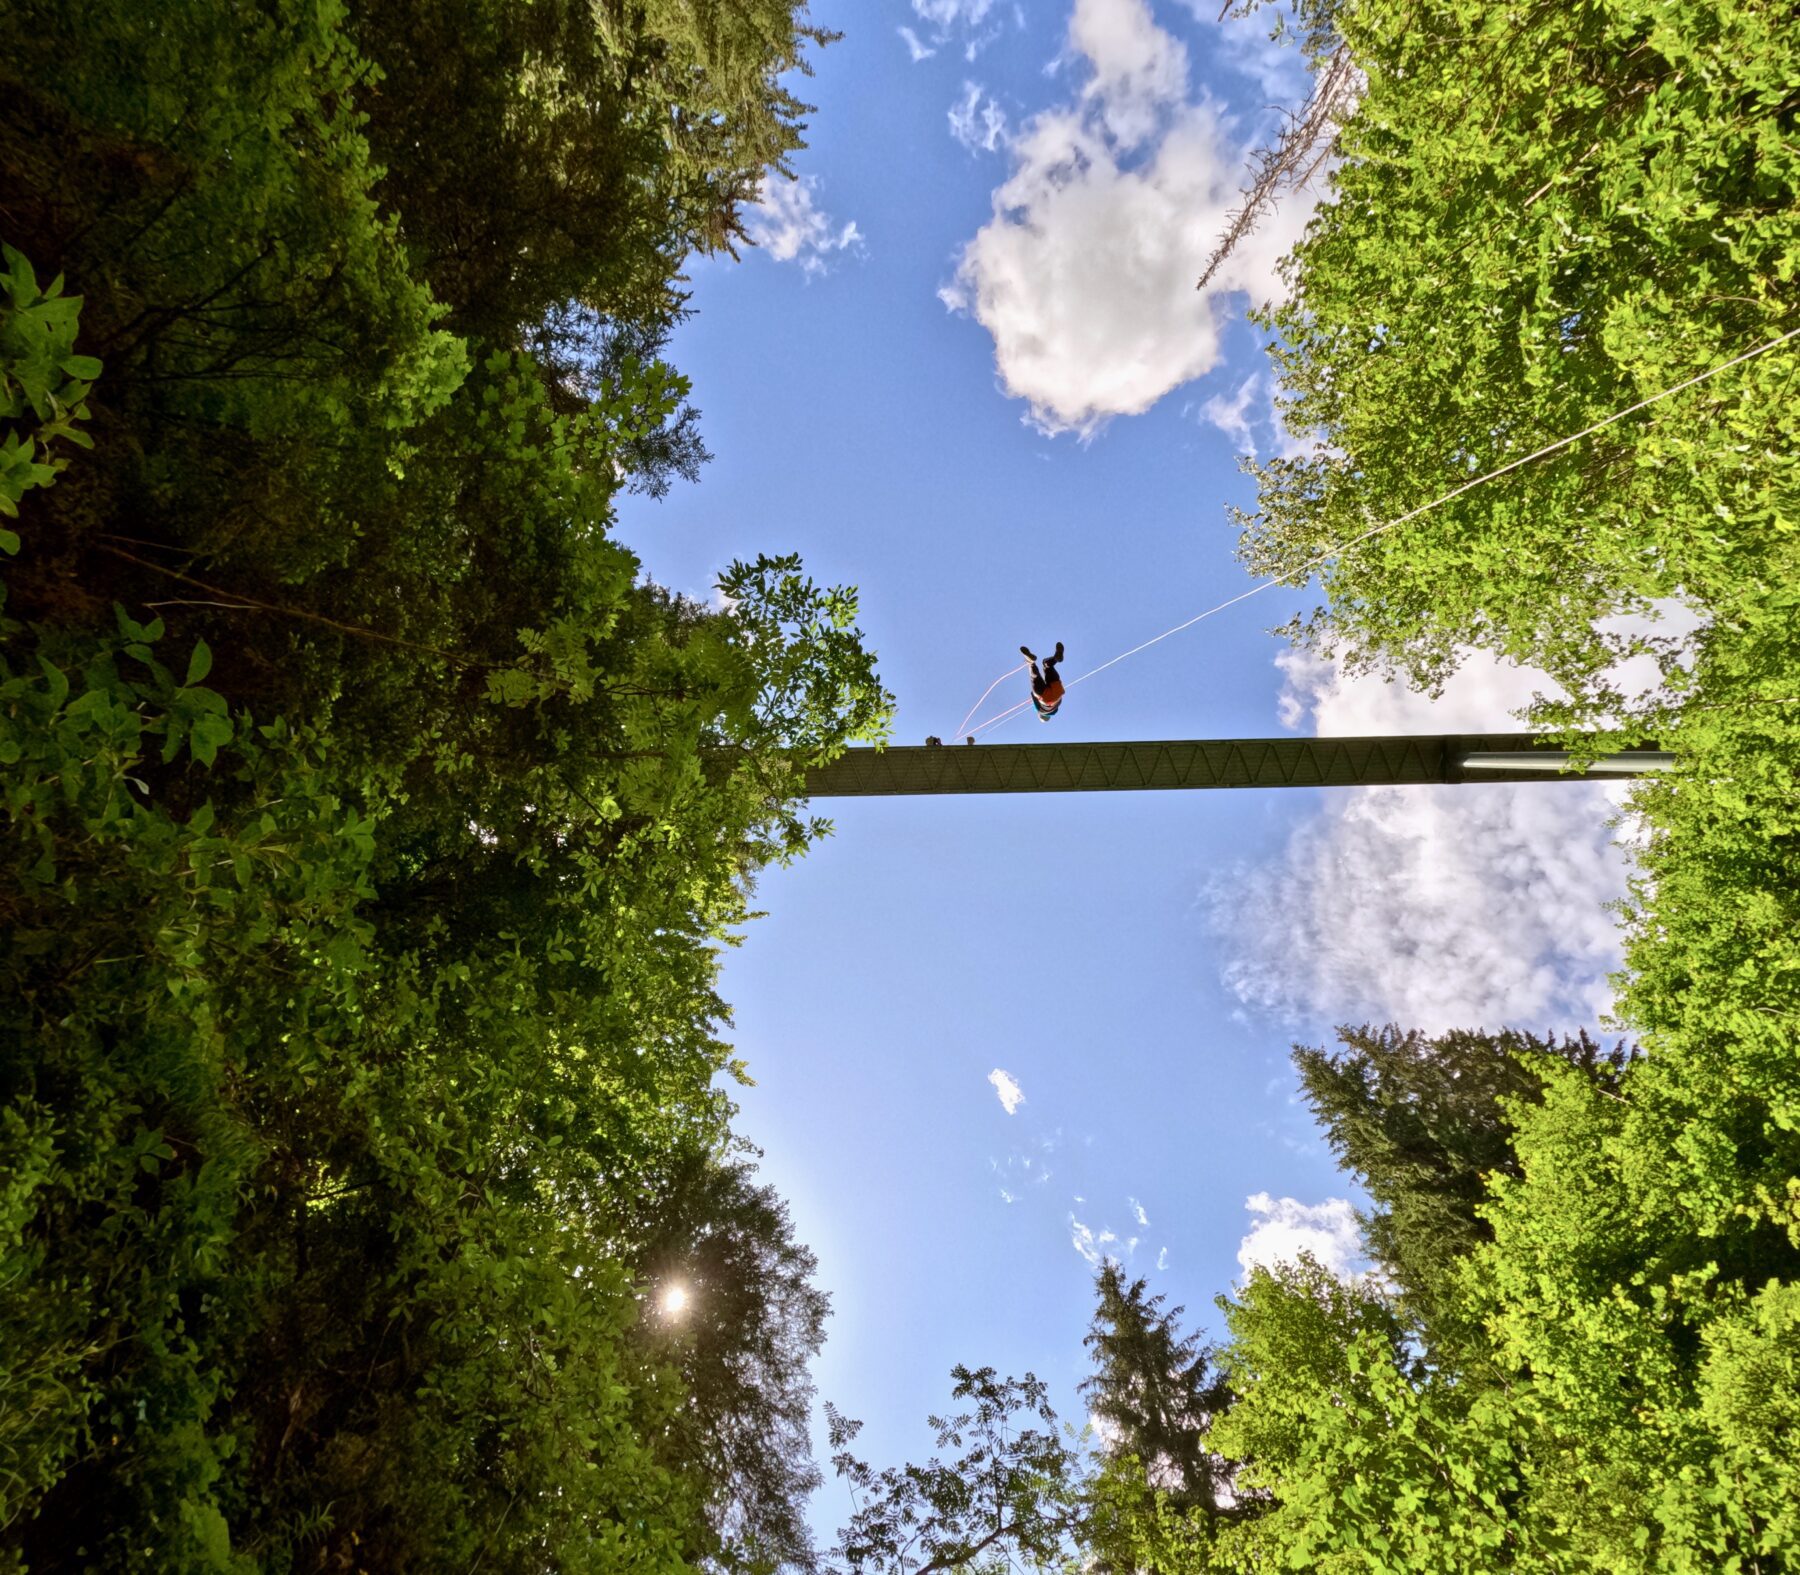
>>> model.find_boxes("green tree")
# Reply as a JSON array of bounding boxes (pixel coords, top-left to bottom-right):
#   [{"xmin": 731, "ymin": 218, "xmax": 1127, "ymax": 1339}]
[
  {"xmin": 630, "ymin": 1143, "xmax": 832, "ymax": 1575},
  {"xmin": 1208, "ymin": 1255, "xmax": 1539, "ymax": 1574},
  {"xmin": 1081, "ymin": 1264, "xmax": 1243, "ymax": 1573},
  {"xmin": 826, "ymin": 1368, "xmax": 1086, "ymax": 1575},
  {"xmin": 1295, "ymin": 1025, "xmax": 1635, "ymax": 1341},
  {"xmin": 0, "ymin": 0, "xmax": 885, "ymax": 1560},
  {"xmin": 1231, "ymin": 0, "xmax": 1798, "ymax": 724}
]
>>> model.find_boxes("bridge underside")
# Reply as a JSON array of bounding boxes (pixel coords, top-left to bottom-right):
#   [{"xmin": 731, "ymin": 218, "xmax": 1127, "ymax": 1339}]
[{"xmin": 802, "ymin": 735, "xmax": 1671, "ymax": 797}]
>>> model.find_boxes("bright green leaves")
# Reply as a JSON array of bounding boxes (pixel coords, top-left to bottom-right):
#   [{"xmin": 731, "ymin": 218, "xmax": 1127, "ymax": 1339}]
[
  {"xmin": 1216, "ymin": 9, "xmax": 1800, "ymax": 1557},
  {"xmin": 1237, "ymin": 0, "xmax": 1800, "ymax": 720},
  {"xmin": 716, "ymin": 552, "xmax": 895, "ymax": 759},
  {"xmin": 0, "ymin": 242, "xmax": 100, "ymax": 523}
]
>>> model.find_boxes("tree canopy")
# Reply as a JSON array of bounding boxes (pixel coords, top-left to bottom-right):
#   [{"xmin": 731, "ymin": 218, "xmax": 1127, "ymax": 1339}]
[{"xmin": 1, "ymin": 0, "xmax": 883, "ymax": 1567}]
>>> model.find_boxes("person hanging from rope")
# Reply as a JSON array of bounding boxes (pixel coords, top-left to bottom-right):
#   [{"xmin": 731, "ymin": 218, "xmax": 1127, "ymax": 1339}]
[{"xmin": 1020, "ymin": 642, "xmax": 1065, "ymax": 721}]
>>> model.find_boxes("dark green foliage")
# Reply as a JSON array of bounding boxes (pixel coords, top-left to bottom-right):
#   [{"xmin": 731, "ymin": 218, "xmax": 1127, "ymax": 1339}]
[
  {"xmin": 1295, "ymin": 1026, "xmax": 1636, "ymax": 1340},
  {"xmin": 1082, "ymin": 1264, "xmax": 1235, "ymax": 1519},
  {"xmin": 630, "ymin": 1145, "xmax": 831, "ymax": 1575},
  {"xmin": 0, "ymin": 0, "xmax": 874, "ymax": 1566},
  {"xmin": 1080, "ymin": 1266, "xmax": 1245, "ymax": 1575}
]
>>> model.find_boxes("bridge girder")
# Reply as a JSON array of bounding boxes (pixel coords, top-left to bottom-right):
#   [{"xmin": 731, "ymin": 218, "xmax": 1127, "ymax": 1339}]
[{"xmin": 801, "ymin": 735, "xmax": 1671, "ymax": 797}]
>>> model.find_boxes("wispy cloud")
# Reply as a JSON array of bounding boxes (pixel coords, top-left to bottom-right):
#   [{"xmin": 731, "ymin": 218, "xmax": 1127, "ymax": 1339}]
[
  {"xmin": 940, "ymin": 0, "xmax": 1318, "ymax": 436},
  {"xmin": 1208, "ymin": 646, "xmax": 1641, "ymax": 1032},
  {"xmin": 914, "ymin": 0, "xmax": 997, "ymax": 25},
  {"xmin": 1156, "ymin": 1245, "xmax": 1169, "ymax": 1269},
  {"xmin": 1070, "ymin": 1213, "xmax": 1120, "ymax": 1266},
  {"xmin": 949, "ymin": 81, "xmax": 1010, "ymax": 153},
  {"xmin": 744, "ymin": 175, "xmax": 864, "ymax": 277},
  {"xmin": 988, "ymin": 1068, "xmax": 1027, "ymax": 1115},
  {"xmin": 1129, "ymin": 1197, "xmax": 1150, "ymax": 1228},
  {"xmin": 1237, "ymin": 1192, "xmax": 1365, "ymax": 1281},
  {"xmin": 898, "ymin": 24, "xmax": 937, "ymax": 61}
]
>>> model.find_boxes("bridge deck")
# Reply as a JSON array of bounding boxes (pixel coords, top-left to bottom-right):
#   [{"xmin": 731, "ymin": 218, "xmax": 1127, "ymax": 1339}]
[{"xmin": 802, "ymin": 735, "xmax": 1669, "ymax": 796}]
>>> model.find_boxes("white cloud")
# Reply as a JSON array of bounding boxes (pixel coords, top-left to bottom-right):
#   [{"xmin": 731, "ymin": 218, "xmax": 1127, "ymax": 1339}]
[
  {"xmin": 1071, "ymin": 0, "xmax": 1189, "ymax": 145},
  {"xmin": 988, "ymin": 1067, "xmax": 1027, "ymax": 1114},
  {"xmin": 941, "ymin": 0, "xmax": 1317, "ymax": 436},
  {"xmin": 1210, "ymin": 646, "xmax": 1644, "ymax": 1033},
  {"xmin": 744, "ymin": 176, "xmax": 864, "ymax": 276},
  {"xmin": 1156, "ymin": 1245, "xmax": 1170, "ymax": 1269},
  {"xmin": 999, "ymin": 1187, "xmax": 1018, "ymax": 1204},
  {"xmin": 899, "ymin": 24, "xmax": 937, "ymax": 61},
  {"xmin": 914, "ymin": 0, "xmax": 996, "ymax": 26},
  {"xmin": 1200, "ymin": 371, "xmax": 1264, "ymax": 456},
  {"xmin": 964, "ymin": 26, "xmax": 1003, "ymax": 61},
  {"xmin": 1130, "ymin": 1196, "xmax": 1150, "ymax": 1227},
  {"xmin": 949, "ymin": 81, "xmax": 1010, "ymax": 154},
  {"xmin": 1177, "ymin": 0, "xmax": 1313, "ymax": 101},
  {"xmin": 1071, "ymin": 1213, "xmax": 1120, "ymax": 1266},
  {"xmin": 1237, "ymin": 1192, "xmax": 1366, "ymax": 1280}
]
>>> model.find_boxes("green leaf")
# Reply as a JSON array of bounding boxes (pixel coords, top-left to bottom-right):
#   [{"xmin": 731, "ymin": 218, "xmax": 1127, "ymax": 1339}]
[{"xmin": 186, "ymin": 639, "xmax": 213, "ymax": 686}]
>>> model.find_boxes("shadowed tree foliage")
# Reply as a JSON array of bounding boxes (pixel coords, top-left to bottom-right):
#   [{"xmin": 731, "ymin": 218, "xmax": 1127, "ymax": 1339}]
[
  {"xmin": 1081, "ymin": 1264, "xmax": 1249, "ymax": 1575},
  {"xmin": 1082, "ymin": 1264, "xmax": 1236, "ymax": 1517},
  {"xmin": 631, "ymin": 1144, "xmax": 832, "ymax": 1575},
  {"xmin": 1295, "ymin": 1025, "xmax": 1636, "ymax": 1340},
  {"xmin": 0, "ymin": 0, "xmax": 884, "ymax": 1568}
]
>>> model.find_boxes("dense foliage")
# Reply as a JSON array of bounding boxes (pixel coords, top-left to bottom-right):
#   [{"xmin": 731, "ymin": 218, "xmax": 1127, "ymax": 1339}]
[
  {"xmin": 1198, "ymin": 0, "xmax": 1800, "ymax": 1563},
  {"xmin": 0, "ymin": 1, "xmax": 885, "ymax": 1569}
]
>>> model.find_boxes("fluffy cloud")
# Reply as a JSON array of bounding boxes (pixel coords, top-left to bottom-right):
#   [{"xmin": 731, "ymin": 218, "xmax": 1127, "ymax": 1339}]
[
  {"xmin": 744, "ymin": 176, "xmax": 864, "ymax": 276},
  {"xmin": 988, "ymin": 1067, "xmax": 1027, "ymax": 1114},
  {"xmin": 1210, "ymin": 647, "xmax": 1641, "ymax": 1033},
  {"xmin": 949, "ymin": 81, "xmax": 1010, "ymax": 153},
  {"xmin": 1071, "ymin": 0, "xmax": 1190, "ymax": 144},
  {"xmin": 941, "ymin": 0, "xmax": 1317, "ymax": 435},
  {"xmin": 1237, "ymin": 1192, "xmax": 1365, "ymax": 1280}
]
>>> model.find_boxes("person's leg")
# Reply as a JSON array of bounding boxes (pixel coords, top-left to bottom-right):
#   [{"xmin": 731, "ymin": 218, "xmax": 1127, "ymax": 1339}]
[{"xmin": 1041, "ymin": 657, "xmax": 1060, "ymax": 687}]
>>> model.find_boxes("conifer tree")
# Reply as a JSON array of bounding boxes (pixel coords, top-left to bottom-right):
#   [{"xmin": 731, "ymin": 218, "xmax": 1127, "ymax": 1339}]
[
  {"xmin": 1294, "ymin": 1025, "xmax": 1635, "ymax": 1341},
  {"xmin": 1082, "ymin": 1263, "xmax": 1236, "ymax": 1515}
]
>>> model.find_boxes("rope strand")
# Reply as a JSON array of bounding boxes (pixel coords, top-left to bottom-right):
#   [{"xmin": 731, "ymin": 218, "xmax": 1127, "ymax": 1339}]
[{"xmin": 954, "ymin": 661, "xmax": 1028, "ymax": 738}]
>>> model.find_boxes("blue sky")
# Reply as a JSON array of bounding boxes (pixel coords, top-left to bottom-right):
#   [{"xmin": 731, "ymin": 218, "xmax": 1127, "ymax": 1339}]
[{"xmin": 619, "ymin": 0, "xmax": 1637, "ymax": 1531}]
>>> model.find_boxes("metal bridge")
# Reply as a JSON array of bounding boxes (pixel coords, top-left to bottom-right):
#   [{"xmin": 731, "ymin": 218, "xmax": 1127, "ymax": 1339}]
[{"xmin": 802, "ymin": 734, "xmax": 1673, "ymax": 797}]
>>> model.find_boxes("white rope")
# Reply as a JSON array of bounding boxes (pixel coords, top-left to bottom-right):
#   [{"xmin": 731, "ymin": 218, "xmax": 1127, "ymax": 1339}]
[
  {"xmin": 954, "ymin": 661, "xmax": 1027, "ymax": 739},
  {"xmin": 962, "ymin": 326, "xmax": 1800, "ymax": 740}
]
